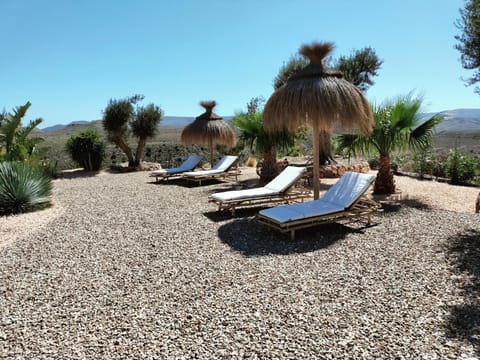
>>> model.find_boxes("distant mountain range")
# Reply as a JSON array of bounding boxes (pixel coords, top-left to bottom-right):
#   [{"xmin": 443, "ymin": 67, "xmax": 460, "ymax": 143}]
[
  {"xmin": 39, "ymin": 110, "xmax": 480, "ymax": 135},
  {"xmin": 426, "ymin": 109, "xmax": 480, "ymax": 136},
  {"xmin": 40, "ymin": 116, "xmax": 234, "ymax": 132},
  {"xmin": 41, "ymin": 120, "xmax": 91, "ymax": 132}
]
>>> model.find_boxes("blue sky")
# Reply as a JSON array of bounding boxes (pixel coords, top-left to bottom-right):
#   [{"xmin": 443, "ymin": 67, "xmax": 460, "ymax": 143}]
[{"xmin": 1, "ymin": 0, "xmax": 478, "ymax": 128}]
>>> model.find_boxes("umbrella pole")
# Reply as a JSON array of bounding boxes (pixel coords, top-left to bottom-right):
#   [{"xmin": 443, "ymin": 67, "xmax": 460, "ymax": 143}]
[
  {"xmin": 312, "ymin": 121, "xmax": 320, "ymax": 200},
  {"xmin": 209, "ymin": 138, "xmax": 214, "ymax": 168}
]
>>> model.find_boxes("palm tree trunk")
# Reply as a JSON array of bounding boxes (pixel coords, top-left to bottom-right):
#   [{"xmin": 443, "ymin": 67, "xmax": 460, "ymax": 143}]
[
  {"xmin": 374, "ymin": 155, "xmax": 396, "ymax": 194},
  {"xmin": 260, "ymin": 146, "xmax": 277, "ymax": 184},
  {"xmin": 318, "ymin": 131, "xmax": 336, "ymax": 165}
]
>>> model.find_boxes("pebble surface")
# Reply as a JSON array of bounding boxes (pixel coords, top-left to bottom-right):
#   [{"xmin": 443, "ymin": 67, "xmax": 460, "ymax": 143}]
[{"xmin": 1, "ymin": 171, "xmax": 479, "ymax": 359}]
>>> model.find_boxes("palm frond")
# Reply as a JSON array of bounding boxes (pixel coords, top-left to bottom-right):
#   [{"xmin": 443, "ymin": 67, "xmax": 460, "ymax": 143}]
[
  {"xmin": 337, "ymin": 94, "xmax": 444, "ymax": 160},
  {"xmin": 409, "ymin": 114, "xmax": 444, "ymax": 150}
]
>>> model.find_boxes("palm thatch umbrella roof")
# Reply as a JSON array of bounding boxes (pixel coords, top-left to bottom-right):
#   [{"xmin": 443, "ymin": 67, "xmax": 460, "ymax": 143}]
[
  {"xmin": 263, "ymin": 42, "xmax": 373, "ymax": 199},
  {"xmin": 181, "ymin": 101, "xmax": 236, "ymax": 165}
]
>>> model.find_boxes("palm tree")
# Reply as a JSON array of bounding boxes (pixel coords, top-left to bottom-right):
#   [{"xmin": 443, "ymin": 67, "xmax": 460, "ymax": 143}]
[
  {"xmin": 232, "ymin": 110, "xmax": 294, "ymax": 184},
  {"xmin": 0, "ymin": 102, "xmax": 44, "ymax": 162},
  {"xmin": 337, "ymin": 95, "xmax": 444, "ymax": 194}
]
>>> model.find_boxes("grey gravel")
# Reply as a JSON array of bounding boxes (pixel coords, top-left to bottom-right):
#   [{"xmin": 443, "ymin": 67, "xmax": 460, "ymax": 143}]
[{"xmin": 1, "ymin": 171, "xmax": 479, "ymax": 359}]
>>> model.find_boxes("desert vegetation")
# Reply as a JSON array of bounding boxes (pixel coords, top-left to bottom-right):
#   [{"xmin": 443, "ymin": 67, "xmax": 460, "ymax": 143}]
[
  {"xmin": 337, "ymin": 94, "xmax": 444, "ymax": 193},
  {"xmin": 0, "ymin": 161, "xmax": 52, "ymax": 215},
  {"xmin": 0, "ymin": 102, "xmax": 53, "ymax": 215},
  {"xmin": 31, "ymin": 115, "xmax": 480, "ymax": 187},
  {"xmin": 2, "ymin": 1, "xmax": 480, "ymax": 357},
  {"xmin": 103, "ymin": 94, "xmax": 163, "ymax": 168},
  {"xmin": 66, "ymin": 129, "xmax": 105, "ymax": 171}
]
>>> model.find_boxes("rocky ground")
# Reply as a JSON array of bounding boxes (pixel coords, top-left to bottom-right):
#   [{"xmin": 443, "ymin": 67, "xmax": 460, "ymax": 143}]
[{"xmin": 0, "ymin": 169, "xmax": 479, "ymax": 359}]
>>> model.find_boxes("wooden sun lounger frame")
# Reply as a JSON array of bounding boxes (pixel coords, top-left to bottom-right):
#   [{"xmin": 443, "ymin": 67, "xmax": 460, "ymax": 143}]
[
  {"xmin": 185, "ymin": 167, "xmax": 241, "ymax": 185},
  {"xmin": 256, "ymin": 191, "xmax": 380, "ymax": 241},
  {"xmin": 149, "ymin": 155, "xmax": 203, "ymax": 183},
  {"xmin": 183, "ymin": 163, "xmax": 241, "ymax": 185},
  {"xmin": 209, "ymin": 184, "xmax": 311, "ymax": 216},
  {"xmin": 150, "ymin": 171, "xmax": 188, "ymax": 182}
]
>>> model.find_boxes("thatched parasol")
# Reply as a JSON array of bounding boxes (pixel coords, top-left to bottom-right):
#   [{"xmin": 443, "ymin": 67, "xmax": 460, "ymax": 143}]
[
  {"xmin": 181, "ymin": 101, "xmax": 236, "ymax": 166},
  {"xmin": 263, "ymin": 42, "xmax": 373, "ymax": 199}
]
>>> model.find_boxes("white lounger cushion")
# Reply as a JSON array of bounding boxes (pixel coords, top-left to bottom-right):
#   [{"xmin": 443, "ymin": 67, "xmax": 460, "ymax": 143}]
[
  {"xmin": 264, "ymin": 166, "xmax": 306, "ymax": 192},
  {"xmin": 211, "ymin": 155, "xmax": 238, "ymax": 171},
  {"xmin": 259, "ymin": 200, "xmax": 344, "ymax": 223},
  {"xmin": 210, "ymin": 187, "xmax": 278, "ymax": 202},
  {"xmin": 209, "ymin": 166, "xmax": 306, "ymax": 202},
  {"xmin": 258, "ymin": 172, "xmax": 375, "ymax": 224},
  {"xmin": 150, "ymin": 155, "xmax": 202, "ymax": 175},
  {"xmin": 183, "ymin": 155, "xmax": 238, "ymax": 177},
  {"xmin": 319, "ymin": 172, "xmax": 375, "ymax": 208},
  {"xmin": 183, "ymin": 169, "xmax": 224, "ymax": 177}
]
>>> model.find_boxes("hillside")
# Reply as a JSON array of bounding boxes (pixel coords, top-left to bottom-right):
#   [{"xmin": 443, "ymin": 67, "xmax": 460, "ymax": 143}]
[
  {"xmin": 36, "ymin": 109, "xmax": 480, "ymax": 154},
  {"xmin": 39, "ymin": 110, "xmax": 480, "ymax": 135},
  {"xmin": 430, "ymin": 109, "xmax": 480, "ymax": 135},
  {"xmin": 40, "ymin": 116, "xmax": 234, "ymax": 132}
]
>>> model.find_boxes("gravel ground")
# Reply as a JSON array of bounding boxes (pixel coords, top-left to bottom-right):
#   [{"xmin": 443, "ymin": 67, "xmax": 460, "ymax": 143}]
[{"xmin": 1, "ymin": 171, "xmax": 480, "ymax": 359}]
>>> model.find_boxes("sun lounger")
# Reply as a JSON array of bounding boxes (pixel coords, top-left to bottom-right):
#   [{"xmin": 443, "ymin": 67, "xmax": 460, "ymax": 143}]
[
  {"xmin": 208, "ymin": 166, "xmax": 310, "ymax": 215},
  {"xmin": 149, "ymin": 154, "xmax": 202, "ymax": 182},
  {"xmin": 183, "ymin": 155, "xmax": 240, "ymax": 185},
  {"xmin": 256, "ymin": 171, "xmax": 379, "ymax": 240}
]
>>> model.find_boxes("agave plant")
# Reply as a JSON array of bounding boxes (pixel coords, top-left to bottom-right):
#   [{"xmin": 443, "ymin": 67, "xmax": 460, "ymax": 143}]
[{"xmin": 0, "ymin": 162, "xmax": 52, "ymax": 215}]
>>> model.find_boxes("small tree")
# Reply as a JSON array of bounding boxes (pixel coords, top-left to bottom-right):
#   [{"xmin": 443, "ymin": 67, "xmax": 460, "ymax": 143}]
[
  {"xmin": 455, "ymin": 0, "xmax": 480, "ymax": 94},
  {"xmin": 66, "ymin": 130, "xmax": 105, "ymax": 171},
  {"xmin": 333, "ymin": 47, "xmax": 383, "ymax": 92},
  {"xmin": 102, "ymin": 95, "xmax": 163, "ymax": 167}
]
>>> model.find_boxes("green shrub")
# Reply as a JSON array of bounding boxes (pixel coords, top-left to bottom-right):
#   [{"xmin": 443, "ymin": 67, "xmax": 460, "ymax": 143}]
[
  {"xmin": 412, "ymin": 149, "xmax": 436, "ymax": 179},
  {"xmin": 0, "ymin": 162, "xmax": 52, "ymax": 215},
  {"xmin": 39, "ymin": 159, "xmax": 62, "ymax": 179},
  {"xmin": 431, "ymin": 156, "xmax": 447, "ymax": 178},
  {"xmin": 66, "ymin": 130, "xmax": 105, "ymax": 171},
  {"xmin": 446, "ymin": 149, "xmax": 478, "ymax": 184}
]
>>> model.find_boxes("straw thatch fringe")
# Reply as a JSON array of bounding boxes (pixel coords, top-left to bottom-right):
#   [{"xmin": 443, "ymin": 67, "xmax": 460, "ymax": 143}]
[
  {"xmin": 181, "ymin": 120, "xmax": 236, "ymax": 146},
  {"xmin": 263, "ymin": 76, "xmax": 372, "ymax": 134},
  {"xmin": 263, "ymin": 41, "xmax": 374, "ymax": 200},
  {"xmin": 264, "ymin": 41, "xmax": 373, "ymax": 135},
  {"xmin": 181, "ymin": 100, "xmax": 236, "ymax": 147}
]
